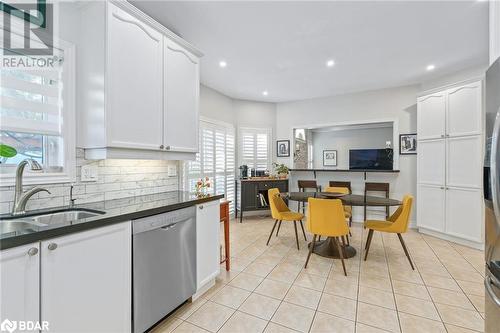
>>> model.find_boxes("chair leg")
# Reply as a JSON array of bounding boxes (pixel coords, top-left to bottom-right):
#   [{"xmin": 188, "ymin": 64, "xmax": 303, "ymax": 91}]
[
  {"xmin": 305, "ymin": 234, "xmax": 317, "ymax": 268},
  {"xmin": 341, "ymin": 236, "xmax": 348, "ymax": 259},
  {"xmin": 364, "ymin": 229, "xmax": 374, "ymax": 261},
  {"xmin": 299, "ymin": 220, "xmax": 307, "ymax": 241},
  {"xmin": 335, "ymin": 237, "xmax": 347, "ymax": 276},
  {"xmin": 275, "ymin": 220, "xmax": 282, "ymax": 237},
  {"xmin": 318, "ymin": 235, "xmax": 321, "ymax": 241},
  {"xmin": 397, "ymin": 233, "xmax": 415, "ymax": 270},
  {"xmin": 293, "ymin": 221, "xmax": 300, "ymax": 250},
  {"xmin": 266, "ymin": 220, "xmax": 279, "ymax": 246}
]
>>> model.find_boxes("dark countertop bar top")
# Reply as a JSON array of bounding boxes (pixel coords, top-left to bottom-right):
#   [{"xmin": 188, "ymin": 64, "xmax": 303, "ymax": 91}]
[
  {"xmin": 0, "ymin": 191, "xmax": 224, "ymax": 250},
  {"xmin": 290, "ymin": 169, "xmax": 400, "ymax": 173},
  {"xmin": 238, "ymin": 177, "xmax": 289, "ymax": 182}
]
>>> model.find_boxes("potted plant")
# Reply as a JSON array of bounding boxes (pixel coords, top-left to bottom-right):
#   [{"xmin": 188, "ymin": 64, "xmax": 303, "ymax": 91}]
[
  {"xmin": 0, "ymin": 144, "xmax": 17, "ymax": 164},
  {"xmin": 195, "ymin": 177, "xmax": 211, "ymax": 197},
  {"xmin": 273, "ymin": 163, "xmax": 289, "ymax": 179}
]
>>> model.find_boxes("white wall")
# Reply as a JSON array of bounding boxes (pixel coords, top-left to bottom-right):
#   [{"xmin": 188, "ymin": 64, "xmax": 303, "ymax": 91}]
[
  {"xmin": 490, "ymin": 0, "xmax": 500, "ymax": 65},
  {"xmin": 311, "ymin": 127, "xmax": 393, "ymax": 169},
  {"xmin": 200, "ymin": 85, "xmax": 235, "ymax": 124},
  {"xmin": 276, "ymin": 85, "xmax": 418, "ymax": 223}
]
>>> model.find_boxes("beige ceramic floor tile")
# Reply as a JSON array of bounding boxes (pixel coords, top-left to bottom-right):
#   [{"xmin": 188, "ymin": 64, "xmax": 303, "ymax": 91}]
[
  {"xmin": 239, "ymin": 293, "xmax": 281, "ymax": 320},
  {"xmin": 318, "ymin": 293, "xmax": 357, "ymax": 321},
  {"xmin": 359, "ymin": 274, "xmax": 393, "ymax": 292},
  {"xmin": 356, "ymin": 302, "xmax": 400, "ymax": 333},
  {"xmin": 186, "ymin": 301, "xmax": 235, "ymax": 333},
  {"xmin": 151, "ymin": 317, "xmax": 183, "ymax": 333},
  {"xmin": 455, "ymin": 279, "xmax": 485, "ymax": 297},
  {"xmin": 171, "ymin": 322, "xmax": 210, "ymax": 333},
  {"xmin": 284, "ymin": 285, "xmax": 322, "ymax": 310},
  {"xmin": 427, "ymin": 287, "xmax": 475, "ymax": 310},
  {"xmin": 468, "ymin": 294, "xmax": 485, "ymax": 313},
  {"xmin": 420, "ymin": 273, "xmax": 461, "ymax": 292},
  {"xmin": 391, "ymin": 280, "xmax": 431, "ymax": 300},
  {"xmin": 435, "ymin": 303, "xmax": 484, "ymax": 332},
  {"xmin": 218, "ymin": 311, "xmax": 268, "ymax": 333},
  {"xmin": 394, "ymin": 294, "xmax": 440, "ymax": 321},
  {"xmin": 210, "ymin": 285, "xmax": 251, "ymax": 309},
  {"xmin": 445, "ymin": 323, "xmax": 483, "ymax": 333},
  {"xmin": 398, "ymin": 312, "xmax": 446, "ymax": 333},
  {"xmin": 228, "ymin": 272, "xmax": 264, "ymax": 291},
  {"xmin": 323, "ymin": 278, "xmax": 359, "ymax": 300},
  {"xmin": 355, "ymin": 323, "xmax": 391, "ymax": 333},
  {"xmin": 264, "ymin": 322, "xmax": 300, "ymax": 333},
  {"xmin": 358, "ymin": 286, "xmax": 396, "ymax": 309},
  {"xmin": 310, "ymin": 312, "xmax": 355, "ymax": 333},
  {"xmin": 293, "ymin": 271, "xmax": 327, "ymax": 291},
  {"xmin": 244, "ymin": 262, "xmax": 276, "ymax": 278},
  {"xmin": 271, "ymin": 301, "xmax": 315, "ymax": 333},
  {"xmin": 268, "ymin": 266, "xmax": 301, "ymax": 284},
  {"xmin": 254, "ymin": 279, "xmax": 291, "ymax": 300},
  {"xmin": 174, "ymin": 298, "xmax": 208, "ymax": 320}
]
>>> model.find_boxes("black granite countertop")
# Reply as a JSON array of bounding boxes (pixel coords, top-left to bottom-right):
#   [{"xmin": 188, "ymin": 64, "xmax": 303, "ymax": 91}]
[{"xmin": 0, "ymin": 191, "xmax": 224, "ymax": 250}]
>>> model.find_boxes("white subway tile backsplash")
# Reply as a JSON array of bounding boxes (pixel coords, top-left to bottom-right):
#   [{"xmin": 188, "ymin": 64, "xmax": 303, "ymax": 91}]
[{"xmin": 0, "ymin": 149, "xmax": 180, "ymax": 213}]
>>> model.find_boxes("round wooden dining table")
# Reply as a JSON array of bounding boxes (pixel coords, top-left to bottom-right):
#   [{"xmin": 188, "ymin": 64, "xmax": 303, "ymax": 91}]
[{"xmin": 282, "ymin": 192, "xmax": 401, "ymax": 259}]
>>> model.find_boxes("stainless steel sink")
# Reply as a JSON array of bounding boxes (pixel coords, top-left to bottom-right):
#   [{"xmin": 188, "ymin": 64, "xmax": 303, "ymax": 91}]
[
  {"xmin": 0, "ymin": 220, "xmax": 41, "ymax": 234},
  {"xmin": 25, "ymin": 209, "xmax": 105, "ymax": 225}
]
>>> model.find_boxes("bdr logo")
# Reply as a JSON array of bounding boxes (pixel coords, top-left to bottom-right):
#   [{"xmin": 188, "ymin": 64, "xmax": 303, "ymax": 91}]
[{"xmin": 0, "ymin": 319, "xmax": 49, "ymax": 332}]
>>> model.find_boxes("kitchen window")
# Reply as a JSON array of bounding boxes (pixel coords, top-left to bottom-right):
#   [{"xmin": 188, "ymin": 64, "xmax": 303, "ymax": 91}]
[
  {"xmin": 183, "ymin": 118, "xmax": 235, "ymax": 213},
  {"xmin": 238, "ymin": 127, "xmax": 272, "ymax": 171},
  {"xmin": 0, "ymin": 35, "xmax": 75, "ymax": 185}
]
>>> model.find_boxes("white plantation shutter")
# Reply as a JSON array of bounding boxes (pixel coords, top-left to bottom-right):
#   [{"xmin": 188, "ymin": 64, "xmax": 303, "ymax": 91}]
[
  {"xmin": 239, "ymin": 127, "xmax": 271, "ymax": 171},
  {"xmin": 184, "ymin": 119, "xmax": 236, "ymax": 213}
]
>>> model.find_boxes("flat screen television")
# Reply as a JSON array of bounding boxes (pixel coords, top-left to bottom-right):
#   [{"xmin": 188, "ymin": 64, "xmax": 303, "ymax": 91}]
[{"xmin": 349, "ymin": 149, "xmax": 393, "ymax": 170}]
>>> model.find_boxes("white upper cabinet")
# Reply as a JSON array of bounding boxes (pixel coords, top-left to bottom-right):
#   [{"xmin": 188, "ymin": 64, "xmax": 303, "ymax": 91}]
[
  {"xmin": 78, "ymin": 2, "xmax": 203, "ymax": 160},
  {"xmin": 417, "ymin": 93, "xmax": 446, "ymax": 140},
  {"xmin": 0, "ymin": 243, "xmax": 40, "ymax": 331},
  {"xmin": 164, "ymin": 38, "xmax": 200, "ymax": 153},
  {"xmin": 417, "ymin": 139, "xmax": 446, "ymax": 185},
  {"xmin": 447, "ymin": 82, "xmax": 482, "ymax": 137},
  {"xmin": 107, "ymin": 3, "xmax": 164, "ymax": 150},
  {"xmin": 446, "ymin": 136, "xmax": 483, "ymax": 188}
]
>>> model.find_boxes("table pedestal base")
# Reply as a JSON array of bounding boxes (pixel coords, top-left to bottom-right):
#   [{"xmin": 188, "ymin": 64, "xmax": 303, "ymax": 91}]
[{"xmin": 308, "ymin": 237, "xmax": 357, "ymax": 259}]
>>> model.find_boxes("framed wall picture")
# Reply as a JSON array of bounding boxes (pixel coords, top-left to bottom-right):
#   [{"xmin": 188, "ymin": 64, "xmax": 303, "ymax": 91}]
[
  {"xmin": 399, "ymin": 133, "xmax": 417, "ymax": 155},
  {"xmin": 276, "ymin": 140, "xmax": 290, "ymax": 157},
  {"xmin": 323, "ymin": 150, "xmax": 338, "ymax": 166}
]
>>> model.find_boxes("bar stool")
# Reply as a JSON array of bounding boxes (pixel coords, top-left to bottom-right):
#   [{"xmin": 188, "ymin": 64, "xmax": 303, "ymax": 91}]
[
  {"xmin": 364, "ymin": 182, "xmax": 390, "ymax": 220},
  {"xmin": 298, "ymin": 180, "xmax": 321, "ymax": 214}
]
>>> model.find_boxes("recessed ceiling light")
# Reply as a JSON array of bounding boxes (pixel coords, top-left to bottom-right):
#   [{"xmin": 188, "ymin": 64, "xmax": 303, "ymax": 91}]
[
  {"xmin": 262, "ymin": 91, "xmax": 268, "ymax": 96},
  {"xmin": 326, "ymin": 59, "xmax": 335, "ymax": 67},
  {"xmin": 426, "ymin": 64, "xmax": 436, "ymax": 71},
  {"xmin": 219, "ymin": 61, "xmax": 227, "ymax": 68}
]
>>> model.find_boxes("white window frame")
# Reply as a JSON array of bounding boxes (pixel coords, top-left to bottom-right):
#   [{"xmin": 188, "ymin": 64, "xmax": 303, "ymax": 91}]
[
  {"xmin": 0, "ymin": 29, "xmax": 76, "ymax": 186},
  {"xmin": 238, "ymin": 126, "xmax": 272, "ymax": 171}
]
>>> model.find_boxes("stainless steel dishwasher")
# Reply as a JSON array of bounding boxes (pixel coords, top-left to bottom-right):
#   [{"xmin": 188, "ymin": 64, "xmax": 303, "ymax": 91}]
[{"xmin": 133, "ymin": 207, "xmax": 196, "ymax": 333}]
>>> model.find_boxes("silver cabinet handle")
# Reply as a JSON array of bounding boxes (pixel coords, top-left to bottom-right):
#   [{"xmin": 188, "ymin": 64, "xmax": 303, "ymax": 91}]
[
  {"xmin": 485, "ymin": 276, "xmax": 500, "ymax": 307},
  {"xmin": 165, "ymin": 146, "xmax": 171, "ymax": 151},
  {"xmin": 47, "ymin": 243, "xmax": 58, "ymax": 251},
  {"xmin": 440, "ymin": 187, "xmax": 445, "ymax": 190},
  {"xmin": 160, "ymin": 145, "xmax": 164, "ymax": 150},
  {"xmin": 199, "ymin": 205, "xmax": 204, "ymax": 210},
  {"xmin": 27, "ymin": 247, "xmax": 38, "ymax": 256},
  {"xmin": 441, "ymin": 135, "xmax": 445, "ymax": 138}
]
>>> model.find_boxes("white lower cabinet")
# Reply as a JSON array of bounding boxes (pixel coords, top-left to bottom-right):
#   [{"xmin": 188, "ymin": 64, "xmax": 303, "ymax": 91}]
[
  {"xmin": 445, "ymin": 187, "xmax": 483, "ymax": 243},
  {"xmin": 196, "ymin": 200, "xmax": 220, "ymax": 292},
  {"xmin": 40, "ymin": 222, "xmax": 131, "ymax": 333},
  {"xmin": 417, "ymin": 184, "xmax": 446, "ymax": 233},
  {"xmin": 0, "ymin": 243, "xmax": 40, "ymax": 332}
]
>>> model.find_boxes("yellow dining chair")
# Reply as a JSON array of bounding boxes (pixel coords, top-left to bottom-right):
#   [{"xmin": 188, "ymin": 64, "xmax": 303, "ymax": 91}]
[
  {"xmin": 267, "ymin": 188, "xmax": 306, "ymax": 250},
  {"xmin": 305, "ymin": 198, "xmax": 350, "ymax": 275},
  {"xmin": 364, "ymin": 195, "xmax": 415, "ymax": 270},
  {"xmin": 325, "ymin": 186, "xmax": 352, "ymax": 221}
]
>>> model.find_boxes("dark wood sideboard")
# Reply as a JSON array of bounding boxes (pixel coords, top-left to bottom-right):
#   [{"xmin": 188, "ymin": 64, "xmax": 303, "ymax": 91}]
[{"xmin": 235, "ymin": 178, "xmax": 289, "ymax": 223}]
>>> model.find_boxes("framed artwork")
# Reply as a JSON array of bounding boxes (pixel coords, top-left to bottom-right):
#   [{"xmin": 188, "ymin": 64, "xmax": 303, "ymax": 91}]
[
  {"xmin": 276, "ymin": 140, "xmax": 290, "ymax": 157},
  {"xmin": 323, "ymin": 150, "xmax": 338, "ymax": 166},
  {"xmin": 399, "ymin": 133, "xmax": 417, "ymax": 155}
]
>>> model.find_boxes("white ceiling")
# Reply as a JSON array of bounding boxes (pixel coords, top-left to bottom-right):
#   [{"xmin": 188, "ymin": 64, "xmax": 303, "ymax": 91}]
[{"xmin": 131, "ymin": 1, "xmax": 489, "ymax": 103}]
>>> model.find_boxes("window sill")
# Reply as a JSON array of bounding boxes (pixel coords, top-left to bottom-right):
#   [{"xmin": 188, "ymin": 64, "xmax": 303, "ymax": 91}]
[{"xmin": 0, "ymin": 172, "xmax": 75, "ymax": 188}]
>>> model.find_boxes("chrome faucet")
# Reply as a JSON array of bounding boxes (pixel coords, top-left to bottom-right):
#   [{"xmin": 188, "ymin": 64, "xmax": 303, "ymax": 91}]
[{"xmin": 12, "ymin": 159, "xmax": 51, "ymax": 216}]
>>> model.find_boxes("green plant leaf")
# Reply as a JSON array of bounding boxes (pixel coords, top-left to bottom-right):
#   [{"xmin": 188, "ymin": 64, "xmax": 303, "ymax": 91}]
[{"xmin": 0, "ymin": 144, "xmax": 17, "ymax": 158}]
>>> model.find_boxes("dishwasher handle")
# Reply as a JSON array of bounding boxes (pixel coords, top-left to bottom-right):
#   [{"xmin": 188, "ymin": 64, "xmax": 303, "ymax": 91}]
[{"xmin": 160, "ymin": 223, "xmax": 177, "ymax": 231}]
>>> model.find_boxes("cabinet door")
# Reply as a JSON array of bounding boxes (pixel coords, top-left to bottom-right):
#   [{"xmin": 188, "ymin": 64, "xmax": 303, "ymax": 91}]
[
  {"xmin": 447, "ymin": 81, "xmax": 482, "ymax": 137},
  {"xmin": 446, "ymin": 187, "xmax": 483, "ymax": 243},
  {"xmin": 0, "ymin": 243, "xmax": 39, "ymax": 330},
  {"xmin": 107, "ymin": 3, "xmax": 163, "ymax": 150},
  {"xmin": 417, "ymin": 93, "xmax": 446, "ymax": 140},
  {"xmin": 41, "ymin": 222, "xmax": 131, "ymax": 332},
  {"xmin": 196, "ymin": 200, "xmax": 220, "ymax": 290},
  {"xmin": 417, "ymin": 139, "xmax": 446, "ymax": 185},
  {"xmin": 446, "ymin": 135, "xmax": 482, "ymax": 188},
  {"xmin": 417, "ymin": 184, "xmax": 446, "ymax": 233},
  {"xmin": 164, "ymin": 38, "xmax": 200, "ymax": 152}
]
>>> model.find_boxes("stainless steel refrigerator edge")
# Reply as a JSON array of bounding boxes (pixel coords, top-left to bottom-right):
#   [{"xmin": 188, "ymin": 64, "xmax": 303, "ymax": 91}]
[{"xmin": 485, "ymin": 57, "xmax": 500, "ymax": 332}]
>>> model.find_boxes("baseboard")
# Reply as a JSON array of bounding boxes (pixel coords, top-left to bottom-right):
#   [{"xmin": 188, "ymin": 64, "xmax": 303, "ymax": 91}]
[
  {"xmin": 418, "ymin": 227, "xmax": 484, "ymax": 250},
  {"xmin": 191, "ymin": 278, "xmax": 216, "ymax": 301}
]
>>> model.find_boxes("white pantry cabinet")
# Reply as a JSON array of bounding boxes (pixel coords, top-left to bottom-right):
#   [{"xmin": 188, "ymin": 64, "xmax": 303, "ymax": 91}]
[
  {"xmin": 78, "ymin": 1, "xmax": 202, "ymax": 160},
  {"xmin": 40, "ymin": 222, "xmax": 131, "ymax": 333},
  {"xmin": 417, "ymin": 79, "xmax": 484, "ymax": 248},
  {"xmin": 0, "ymin": 243, "xmax": 40, "ymax": 332},
  {"xmin": 195, "ymin": 200, "xmax": 220, "ymax": 294}
]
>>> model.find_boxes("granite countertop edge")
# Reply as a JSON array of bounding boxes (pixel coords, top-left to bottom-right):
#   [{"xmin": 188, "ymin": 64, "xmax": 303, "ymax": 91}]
[{"xmin": 0, "ymin": 191, "xmax": 224, "ymax": 251}]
